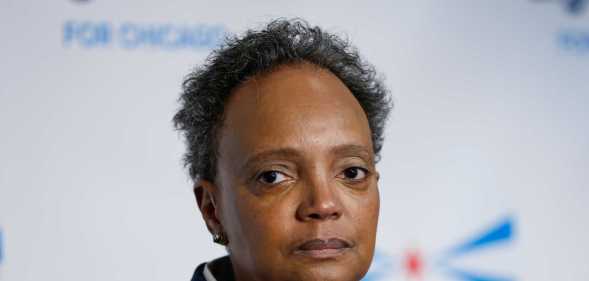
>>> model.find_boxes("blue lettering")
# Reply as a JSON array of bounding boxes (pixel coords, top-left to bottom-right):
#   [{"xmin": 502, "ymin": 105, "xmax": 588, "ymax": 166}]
[
  {"xmin": 64, "ymin": 21, "xmax": 227, "ymax": 51},
  {"xmin": 119, "ymin": 23, "xmax": 143, "ymax": 49},
  {"xmin": 149, "ymin": 24, "xmax": 181, "ymax": 49},
  {"xmin": 117, "ymin": 23, "xmax": 225, "ymax": 51},
  {"xmin": 162, "ymin": 25, "xmax": 186, "ymax": 49},
  {"xmin": 63, "ymin": 21, "xmax": 111, "ymax": 48},
  {"xmin": 185, "ymin": 25, "xmax": 226, "ymax": 49}
]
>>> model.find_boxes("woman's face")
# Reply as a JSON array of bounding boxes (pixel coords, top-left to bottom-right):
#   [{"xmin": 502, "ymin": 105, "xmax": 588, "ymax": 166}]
[{"xmin": 201, "ymin": 63, "xmax": 380, "ymax": 281}]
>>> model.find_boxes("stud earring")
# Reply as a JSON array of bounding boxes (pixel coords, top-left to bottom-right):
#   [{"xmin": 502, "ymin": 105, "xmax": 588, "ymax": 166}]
[{"xmin": 213, "ymin": 232, "xmax": 229, "ymax": 245}]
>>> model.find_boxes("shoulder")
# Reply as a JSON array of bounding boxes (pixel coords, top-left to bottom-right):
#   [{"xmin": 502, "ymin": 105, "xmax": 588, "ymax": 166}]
[
  {"xmin": 190, "ymin": 256, "xmax": 234, "ymax": 281},
  {"xmin": 190, "ymin": 262, "xmax": 207, "ymax": 281}
]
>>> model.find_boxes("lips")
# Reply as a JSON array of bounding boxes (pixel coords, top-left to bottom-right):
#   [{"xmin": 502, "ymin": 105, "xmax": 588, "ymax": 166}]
[{"xmin": 294, "ymin": 238, "xmax": 353, "ymax": 259}]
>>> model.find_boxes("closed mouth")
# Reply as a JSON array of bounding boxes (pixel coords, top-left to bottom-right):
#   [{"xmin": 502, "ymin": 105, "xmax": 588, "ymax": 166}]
[{"xmin": 293, "ymin": 238, "xmax": 353, "ymax": 259}]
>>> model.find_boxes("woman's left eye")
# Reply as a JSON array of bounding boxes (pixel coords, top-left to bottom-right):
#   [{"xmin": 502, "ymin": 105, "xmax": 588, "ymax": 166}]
[{"xmin": 340, "ymin": 167, "xmax": 368, "ymax": 180}]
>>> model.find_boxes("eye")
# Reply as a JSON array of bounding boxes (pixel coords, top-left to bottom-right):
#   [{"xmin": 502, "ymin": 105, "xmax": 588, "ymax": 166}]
[
  {"xmin": 340, "ymin": 167, "xmax": 368, "ymax": 181},
  {"xmin": 257, "ymin": 170, "xmax": 289, "ymax": 185}
]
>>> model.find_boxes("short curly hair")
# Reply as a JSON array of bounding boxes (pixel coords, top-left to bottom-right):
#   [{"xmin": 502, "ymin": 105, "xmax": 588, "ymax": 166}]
[{"xmin": 173, "ymin": 18, "xmax": 392, "ymax": 182}]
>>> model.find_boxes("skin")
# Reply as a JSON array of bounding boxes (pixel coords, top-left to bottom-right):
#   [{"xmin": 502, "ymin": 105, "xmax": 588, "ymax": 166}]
[{"xmin": 196, "ymin": 63, "xmax": 380, "ymax": 281}]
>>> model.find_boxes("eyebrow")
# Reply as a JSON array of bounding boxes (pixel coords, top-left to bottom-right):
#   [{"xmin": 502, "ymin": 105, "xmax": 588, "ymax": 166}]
[
  {"xmin": 241, "ymin": 148, "xmax": 302, "ymax": 171},
  {"xmin": 331, "ymin": 144, "xmax": 373, "ymax": 163},
  {"xmin": 241, "ymin": 144, "xmax": 373, "ymax": 171}
]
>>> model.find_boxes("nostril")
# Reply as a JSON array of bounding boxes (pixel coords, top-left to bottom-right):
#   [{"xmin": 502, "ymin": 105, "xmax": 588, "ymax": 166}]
[{"xmin": 309, "ymin": 213, "xmax": 321, "ymax": 220}]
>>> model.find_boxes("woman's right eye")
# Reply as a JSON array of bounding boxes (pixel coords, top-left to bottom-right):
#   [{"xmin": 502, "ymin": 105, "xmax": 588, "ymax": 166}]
[{"xmin": 257, "ymin": 170, "xmax": 289, "ymax": 185}]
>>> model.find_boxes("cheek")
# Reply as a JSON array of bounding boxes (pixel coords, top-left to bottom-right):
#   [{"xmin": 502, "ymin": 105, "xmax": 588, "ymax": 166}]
[
  {"xmin": 347, "ymin": 184, "xmax": 380, "ymax": 246},
  {"xmin": 372, "ymin": 186, "xmax": 381, "ymax": 223},
  {"xmin": 228, "ymin": 188, "xmax": 296, "ymax": 256},
  {"xmin": 348, "ymin": 183, "xmax": 380, "ymax": 220},
  {"xmin": 367, "ymin": 187, "xmax": 380, "ymax": 234}
]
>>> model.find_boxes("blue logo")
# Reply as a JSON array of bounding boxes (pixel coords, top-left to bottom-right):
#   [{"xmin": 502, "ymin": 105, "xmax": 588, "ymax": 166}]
[
  {"xmin": 558, "ymin": 29, "xmax": 589, "ymax": 52},
  {"xmin": 534, "ymin": 0, "xmax": 589, "ymax": 53},
  {"xmin": 363, "ymin": 216, "xmax": 516, "ymax": 281},
  {"xmin": 63, "ymin": 20, "xmax": 228, "ymax": 51},
  {"xmin": 562, "ymin": 0, "xmax": 586, "ymax": 14},
  {"xmin": 534, "ymin": 0, "xmax": 587, "ymax": 15}
]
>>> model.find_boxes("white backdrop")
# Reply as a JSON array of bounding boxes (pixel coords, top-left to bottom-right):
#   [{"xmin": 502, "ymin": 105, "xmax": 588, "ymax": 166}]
[{"xmin": 1, "ymin": 1, "xmax": 588, "ymax": 280}]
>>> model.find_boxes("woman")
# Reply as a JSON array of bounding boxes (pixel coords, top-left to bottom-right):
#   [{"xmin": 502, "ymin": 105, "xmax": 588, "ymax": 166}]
[{"xmin": 174, "ymin": 19, "xmax": 391, "ymax": 281}]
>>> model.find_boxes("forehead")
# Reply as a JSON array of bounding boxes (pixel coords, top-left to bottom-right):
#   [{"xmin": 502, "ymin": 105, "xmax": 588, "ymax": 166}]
[{"xmin": 218, "ymin": 63, "xmax": 373, "ymax": 164}]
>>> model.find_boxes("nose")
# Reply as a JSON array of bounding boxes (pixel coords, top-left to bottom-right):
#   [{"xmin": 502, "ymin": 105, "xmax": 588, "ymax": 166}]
[{"xmin": 296, "ymin": 175, "xmax": 343, "ymax": 221}]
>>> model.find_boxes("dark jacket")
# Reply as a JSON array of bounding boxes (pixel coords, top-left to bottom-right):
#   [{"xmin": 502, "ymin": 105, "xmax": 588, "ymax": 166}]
[
  {"xmin": 191, "ymin": 256, "xmax": 234, "ymax": 281},
  {"xmin": 190, "ymin": 263, "xmax": 207, "ymax": 281}
]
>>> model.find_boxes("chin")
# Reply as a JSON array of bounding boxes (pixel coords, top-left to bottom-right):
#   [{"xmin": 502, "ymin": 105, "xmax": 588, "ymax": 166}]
[
  {"xmin": 285, "ymin": 256, "xmax": 369, "ymax": 281},
  {"xmin": 294, "ymin": 266, "xmax": 366, "ymax": 281}
]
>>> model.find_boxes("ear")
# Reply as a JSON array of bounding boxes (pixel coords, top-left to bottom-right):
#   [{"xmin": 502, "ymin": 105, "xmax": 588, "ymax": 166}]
[{"xmin": 194, "ymin": 180, "xmax": 223, "ymax": 235}]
